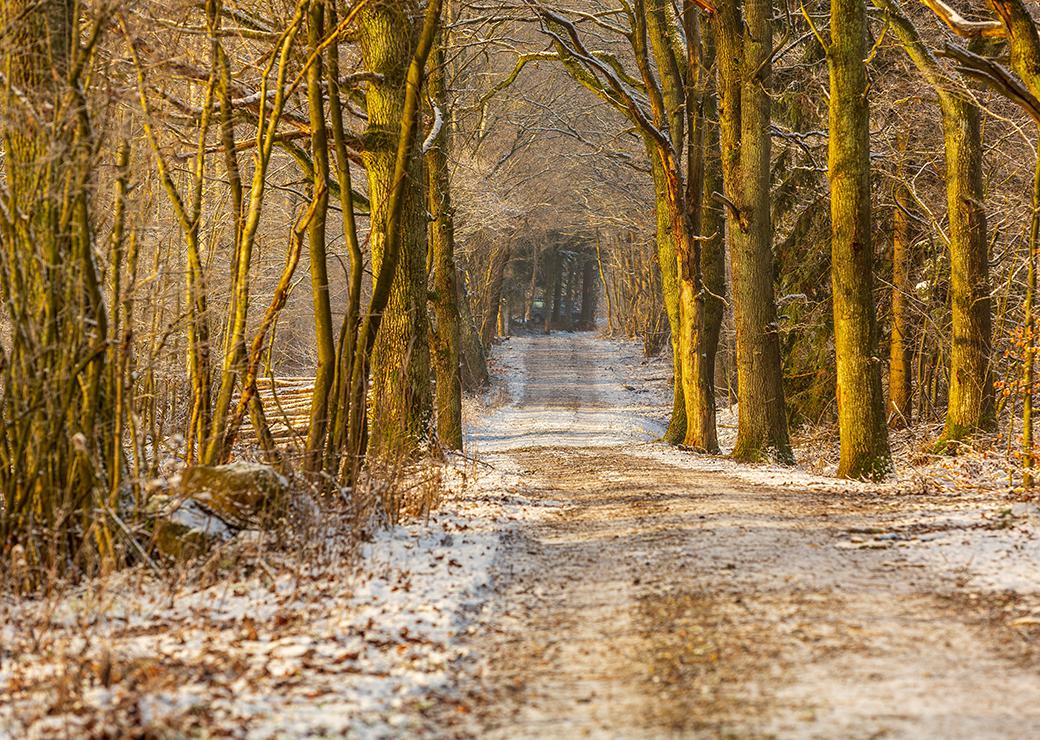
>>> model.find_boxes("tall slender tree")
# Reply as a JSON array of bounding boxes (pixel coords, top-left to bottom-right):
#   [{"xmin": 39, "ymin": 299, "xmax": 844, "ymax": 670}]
[
  {"xmin": 873, "ymin": 0, "xmax": 993, "ymax": 445},
  {"xmin": 887, "ymin": 128, "xmax": 915, "ymax": 428},
  {"xmin": 715, "ymin": 0, "xmax": 793, "ymax": 462},
  {"xmin": 303, "ymin": 0, "xmax": 336, "ymax": 471},
  {"xmin": 427, "ymin": 26, "xmax": 465, "ymax": 451},
  {"xmin": 826, "ymin": 0, "xmax": 892, "ymax": 478}
]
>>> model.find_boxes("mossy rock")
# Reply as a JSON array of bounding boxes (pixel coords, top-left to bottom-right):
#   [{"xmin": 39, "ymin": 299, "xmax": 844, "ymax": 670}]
[
  {"xmin": 152, "ymin": 518, "xmax": 218, "ymax": 561},
  {"xmin": 179, "ymin": 462, "xmax": 289, "ymax": 529}
]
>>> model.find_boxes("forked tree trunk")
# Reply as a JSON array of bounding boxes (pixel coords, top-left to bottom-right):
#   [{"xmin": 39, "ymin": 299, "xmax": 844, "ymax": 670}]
[
  {"xmin": 828, "ymin": 0, "xmax": 891, "ymax": 479},
  {"xmin": 872, "ymin": 0, "xmax": 993, "ymax": 442}
]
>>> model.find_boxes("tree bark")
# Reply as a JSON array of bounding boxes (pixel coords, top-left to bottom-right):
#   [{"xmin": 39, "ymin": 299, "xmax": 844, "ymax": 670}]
[
  {"xmin": 457, "ymin": 274, "xmax": 490, "ymax": 389},
  {"xmin": 304, "ymin": 0, "xmax": 336, "ymax": 470},
  {"xmin": 715, "ymin": 0, "xmax": 792, "ymax": 463},
  {"xmin": 940, "ymin": 92, "xmax": 993, "ymax": 441},
  {"xmin": 580, "ymin": 256, "xmax": 597, "ymax": 329},
  {"xmin": 650, "ymin": 145, "xmax": 688, "ymax": 445},
  {"xmin": 359, "ymin": 0, "xmax": 433, "ymax": 458},
  {"xmin": 888, "ymin": 132, "xmax": 914, "ymax": 428},
  {"xmin": 828, "ymin": 0, "xmax": 892, "ymax": 479},
  {"xmin": 426, "ymin": 28, "xmax": 464, "ymax": 451},
  {"xmin": 872, "ymin": 0, "xmax": 993, "ymax": 441},
  {"xmin": 481, "ymin": 245, "xmax": 510, "ymax": 347}
]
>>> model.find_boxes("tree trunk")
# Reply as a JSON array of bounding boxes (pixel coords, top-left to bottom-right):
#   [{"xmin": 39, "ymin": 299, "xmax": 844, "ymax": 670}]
[
  {"xmin": 481, "ymin": 245, "xmax": 509, "ymax": 347},
  {"xmin": 700, "ymin": 60, "xmax": 727, "ymax": 446},
  {"xmin": 873, "ymin": 0, "xmax": 994, "ymax": 443},
  {"xmin": 651, "ymin": 148, "xmax": 688, "ymax": 445},
  {"xmin": 828, "ymin": 0, "xmax": 891, "ymax": 479},
  {"xmin": 595, "ymin": 238, "xmax": 615, "ymax": 333},
  {"xmin": 304, "ymin": 0, "xmax": 336, "ymax": 470},
  {"xmin": 1025, "ymin": 156, "xmax": 1039, "ymax": 487},
  {"xmin": 526, "ymin": 245, "xmax": 540, "ymax": 323},
  {"xmin": 939, "ymin": 93, "xmax": 994, "ymax": 442},
  {"xmin": 715, "ymin": 0, "xmax": 792, "ymax": 463},
  {"xmin": 550, "ymin": 249, "xmax": 564, "ymax": 329},
  {"xmin": 580, "ymin": 257, "xmax": 597, "ymax": 329},
  {"xmin": 457, "ymin": 274, "xmax": 490, "ymax": 389},
  {"xmin": 426, "ymin": 29, "xmax": 464, "ymax": 451},
  {"xmin": 888, "ymin": 133, "xmax": 914, "ymax": 428},
  {"xmin": 359, "ymin": 0, "xmax": 433, "ymax": 458}
]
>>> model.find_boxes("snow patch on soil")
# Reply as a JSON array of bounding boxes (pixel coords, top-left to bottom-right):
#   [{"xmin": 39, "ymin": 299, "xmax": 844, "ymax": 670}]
[
  {"xmin": 477, "ymin": 332, "xmax": 1040, "ymax": 600},
  {"xmin": 0, "ymin": 460, "xmax": 529, "ymax": 738}
]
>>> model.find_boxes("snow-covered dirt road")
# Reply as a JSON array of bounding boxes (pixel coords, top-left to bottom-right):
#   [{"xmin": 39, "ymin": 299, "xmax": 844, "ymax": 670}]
[
  {"xmin": 449, "ymin": 332, "xmax": 1040, "ymax": 738},
  {"xmin": 7, "ymin": 332, "xmax": 1040, "ymax": 738}
]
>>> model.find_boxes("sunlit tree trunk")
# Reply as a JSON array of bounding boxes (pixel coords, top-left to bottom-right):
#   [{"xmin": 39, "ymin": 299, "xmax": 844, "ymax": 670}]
[
  {"xmin": 715, "ymin": 0, "xmax": 792, "ymax": 463},
  {"xmin": 940, "ymin": 92, "xmax": 993, "ymax": 442},
  {"xmin": 828, "ymin": 0, "xmax": 892, "ymax": 479},
  {"xmin": 359, "ymin": 0, "xmax": 433, "ymax": 458},
  {"xmin": 326, "ymin": 0, "xmax": 366, "ymax": 471},
  {"xmin": 426, "ymin": 26, "xmax": 464, "ymax": 451},
  {"xmin": 888, "ymin": 132, "xmax": 914, "ymax": 428},
  {"xmin": 650, "ymin": 147, "xmax": 688, "ymax": 445},
  {"xmin": 302, "ymin": 0, "xmax": 336, "ymax": 470},
  {"xmin": 873, "ymin": 0, "xmax": 993, "ymax": 441}
]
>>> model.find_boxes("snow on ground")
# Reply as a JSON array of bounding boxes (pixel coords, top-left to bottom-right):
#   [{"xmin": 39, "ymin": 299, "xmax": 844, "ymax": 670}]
[
  {"xmin": 467, "ymin": 333, "xmax": 668, "ymax": 452},
  {"xmin": 474, "ymin": 331, "xmax": 1040, "ymax": 598},
  {"xmin": 4, "ymin": 331, "xmax": 1040, "ymax": 737},
  {"xmin": 0, "ymin": 459, "xmax": 530, "ymax": 738}
]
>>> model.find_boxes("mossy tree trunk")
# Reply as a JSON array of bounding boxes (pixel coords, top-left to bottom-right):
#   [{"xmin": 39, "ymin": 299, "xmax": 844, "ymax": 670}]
[
  {"xmin": 650, "ymin": 146, "xmax": 688, "ymax": 445},
  {"xmin": 715, "ymin": 0, "xmax": 792, "ymax": 463},
  {"xmin": 648, "ymin": 147, "xmax": 690, "ymax": 444},
  {"xmin": 827, "ymin": 0, "xmax": 892, "ymax": 479},
  {"xmin": 304, "ymin": 0, "xmax": 336, "ymax": 471},
  {"xmin": 699, "ymin": 39, "xmax": 727, "ymax": 441},
  {"xmin": 359, "ymin": 0, "xmax": 433, "ymax": 459},
  {"xmin": 873, "ymin": 0, "xmax": 993, "ymax": 442},
  {"xmin": 888, "ymin": 131, "xmax": 914, "ymax": 428},
  {"xmin": 940, "ymin": 92, "xmax": 993, "ymax": 442},
  {"xmin": 426, "ymin": 24, "xmax": 464, "ymax": 451}
]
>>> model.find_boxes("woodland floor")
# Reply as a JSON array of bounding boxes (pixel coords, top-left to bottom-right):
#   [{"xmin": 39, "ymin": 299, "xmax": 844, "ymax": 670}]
[
  {"xmin": 446, "ymin": 332, "xmax": 1040, "ymax": 738},
  {"xmin": 7, "ymin": 333, "xmax": 1040, "ymax": 737}
]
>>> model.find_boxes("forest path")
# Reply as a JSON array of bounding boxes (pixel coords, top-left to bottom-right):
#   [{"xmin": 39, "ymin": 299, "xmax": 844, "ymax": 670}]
[{"xmin": 447, "ymin": 332, "xmax": 1040, "ymax": 738}]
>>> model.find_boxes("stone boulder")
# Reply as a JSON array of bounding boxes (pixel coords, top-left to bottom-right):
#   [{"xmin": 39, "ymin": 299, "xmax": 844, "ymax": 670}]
[{"xmin": 177, "ymin": 462, "xmax": 290, "ymax": 530}]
